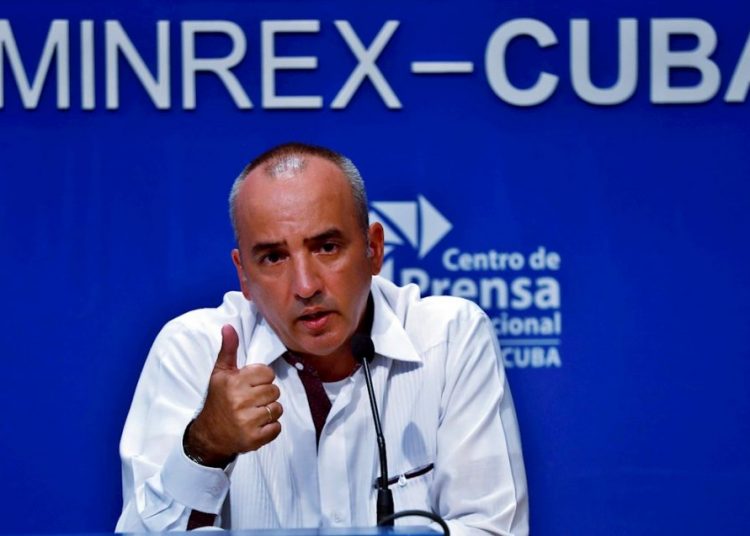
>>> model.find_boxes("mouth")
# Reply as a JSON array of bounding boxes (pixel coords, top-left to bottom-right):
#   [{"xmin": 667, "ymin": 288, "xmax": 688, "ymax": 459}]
[{"xmin": 297, "ymin": 310, "xmax": 333, "ymax": 331}]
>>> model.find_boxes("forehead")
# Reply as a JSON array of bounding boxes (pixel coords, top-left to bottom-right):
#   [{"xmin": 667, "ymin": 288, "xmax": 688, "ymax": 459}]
[{"xmin": 236, "ymin": 155, "xmax": 359, "ymax": 244}]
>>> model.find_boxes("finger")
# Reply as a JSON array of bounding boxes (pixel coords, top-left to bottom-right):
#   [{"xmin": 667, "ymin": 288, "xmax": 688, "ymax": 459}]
[
  {"xmin": 215, "ymin": 324, "xmax": 239, "ymax": 370},
  {"xmin": 249, "ymin": 384, "xmax": 281, "ymax": 407},
  {"xmin": 237, "ymin": 363, "xmax": 275, "ymax": 386},
  {"xmin": 257, "ymin": 421, "xmax": 282, "ymax": 444},
  {"xmin": 253, "ymin": 401, "xmax": 284, "ymax": 427},
  {"xmin": 236, "ymin": 418, "xmax": 282, "ymax": 454},
  {"xmin": 266, "ymin": 401, "xmax": 284, "ymax": 421},
  {"xmin": 236, "ymin": 407, "xmax": 283, "ymax": 452}
]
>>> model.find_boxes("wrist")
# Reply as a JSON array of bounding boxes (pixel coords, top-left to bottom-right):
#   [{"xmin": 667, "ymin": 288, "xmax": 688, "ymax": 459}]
[{"xmin": 183, "ymin": 419, "xmax": 236, "ymax": 469}]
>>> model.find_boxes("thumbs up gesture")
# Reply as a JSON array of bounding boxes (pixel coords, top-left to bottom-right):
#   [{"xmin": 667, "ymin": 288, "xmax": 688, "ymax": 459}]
[{"xmin": 185, "ymin": 325, "xmax": 283, "ymax": 467}]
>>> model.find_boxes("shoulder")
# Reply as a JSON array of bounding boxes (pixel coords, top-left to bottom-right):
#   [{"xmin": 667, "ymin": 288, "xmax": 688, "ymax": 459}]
[
  {"xmin": 373, "ymin": 276, "xmax": 490, "ymax": 352},
  {"xmin": 160, "ymin": 291, "xmax": 250, "ymax": 339},
  {"xmin": 148, "ymin": 291, "xmax": 252, "ymax": 368}
]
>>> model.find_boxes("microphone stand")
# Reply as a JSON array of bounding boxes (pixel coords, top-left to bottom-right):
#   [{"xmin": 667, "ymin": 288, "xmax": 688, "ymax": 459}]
[{"xmin": 352, "ymin": 334, "xmax": 394, "ymax": 526}]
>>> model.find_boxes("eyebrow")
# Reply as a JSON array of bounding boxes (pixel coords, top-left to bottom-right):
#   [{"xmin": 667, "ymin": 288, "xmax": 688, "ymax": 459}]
[
  {"xmin": 250, "ymin": 240, "xmax": 285, "ymax": 257},
  {"xmin": 305, "ymin": 228, "xmax": 346, "ymax": 245}
]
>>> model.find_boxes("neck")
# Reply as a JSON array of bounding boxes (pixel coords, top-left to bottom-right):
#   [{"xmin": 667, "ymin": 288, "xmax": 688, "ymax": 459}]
[{"xmin": 303, "ymin": 352, "xmax": 357, "ymax": 382}]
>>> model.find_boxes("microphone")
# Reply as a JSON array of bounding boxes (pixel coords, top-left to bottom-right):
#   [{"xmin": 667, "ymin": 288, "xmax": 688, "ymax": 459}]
[{"xmin": 351, "ymin": 333, "xmax": 394, "ymax": 526}]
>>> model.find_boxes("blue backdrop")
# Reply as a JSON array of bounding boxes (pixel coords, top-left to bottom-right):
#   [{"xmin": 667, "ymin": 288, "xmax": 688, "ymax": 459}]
[{"xmin": 1, "ymin": 1, "xmax": 749, "ymax": 534}]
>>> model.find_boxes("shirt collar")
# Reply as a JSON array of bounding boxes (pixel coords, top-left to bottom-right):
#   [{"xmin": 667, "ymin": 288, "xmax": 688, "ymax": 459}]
[
  {"xmin": 369, "ymin": 279, "xmax": 421, "ymax": 363},
  {"xmin": 242, "ymin": 278, "xmax": 422, "ymax": 366},
  {"xmin": 243, "ymin": 313, "xmax": 287, "ymax": 366}
]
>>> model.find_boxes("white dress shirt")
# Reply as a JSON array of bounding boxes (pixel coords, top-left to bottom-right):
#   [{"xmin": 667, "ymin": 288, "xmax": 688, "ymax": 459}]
[{"xmin": 116, "ymin": 276, "xmax": 528, "ymax": 535}]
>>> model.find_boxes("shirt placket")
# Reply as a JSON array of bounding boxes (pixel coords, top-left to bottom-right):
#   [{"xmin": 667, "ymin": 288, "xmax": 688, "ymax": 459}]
[{"xmin": 317, "ymin": 377, "xmax": 355, "ymax": 526}]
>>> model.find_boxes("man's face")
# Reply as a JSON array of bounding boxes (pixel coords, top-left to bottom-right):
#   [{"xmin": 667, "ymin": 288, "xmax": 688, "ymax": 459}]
[{"xmin": 232, "ymin": 156, "xmax": 383, "ymax": 363}]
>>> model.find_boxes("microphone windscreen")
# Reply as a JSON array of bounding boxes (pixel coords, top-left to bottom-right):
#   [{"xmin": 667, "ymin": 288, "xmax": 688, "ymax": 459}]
[{"xmin": 351, "ymin": 333, "xmax": 375, "ymax": 364}]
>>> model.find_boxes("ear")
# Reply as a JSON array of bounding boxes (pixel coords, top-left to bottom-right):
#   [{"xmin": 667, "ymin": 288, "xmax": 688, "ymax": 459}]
[
  {"xmin": 367, "ymin": 222, "xmax": 385, "ymax": 275},
  {"xmin": 231, "ymin": 248, "xmax": 252, "ymax": 300}
]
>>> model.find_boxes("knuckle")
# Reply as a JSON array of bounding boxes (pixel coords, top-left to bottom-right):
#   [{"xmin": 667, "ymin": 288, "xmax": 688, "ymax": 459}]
[
  {"xmin": 250, "ymin": 384, "xmax": 271, "ymax": 404},
  {"xmin": 258, "ymin": 364, "xmax": 276, "ymax": 382},
  {"xmin": 261, "ymin": 384, "xmax": 277, "ymax": 400},
  {"xmin": 242, "ymin": 364, "xmax": 260, "ymax": 374},
  {"xmin": 241, "ymin": 364, "xmax": 274, "ymax": 385},
  {"xmin": 266, "ymin": 367, "xmax": 276, "ymax": 382},
  {"xmin": 269, "ymin": 422, "xmax": 282, "ymax": 439}
]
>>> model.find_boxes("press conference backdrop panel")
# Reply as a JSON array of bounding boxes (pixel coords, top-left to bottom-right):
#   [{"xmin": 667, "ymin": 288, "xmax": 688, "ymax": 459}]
[{"xmin": 1, "ymin": 1, "xmax": 748, "ymax": 534}]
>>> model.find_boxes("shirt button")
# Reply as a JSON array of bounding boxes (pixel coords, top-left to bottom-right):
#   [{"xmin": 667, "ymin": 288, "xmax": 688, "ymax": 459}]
[
  {"xmin": 294, "ymin": 362, "xmax": 304, "ymax": 371},
  {"xmin": 332, "ymin": 512, "xmax": 343, "ymax": 524}
]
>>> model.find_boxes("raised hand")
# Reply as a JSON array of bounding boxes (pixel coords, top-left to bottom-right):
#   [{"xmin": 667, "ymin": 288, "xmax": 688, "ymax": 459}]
[{"xmin": 185, "ymin": 324, "xmax": 283, "ymax": 467}]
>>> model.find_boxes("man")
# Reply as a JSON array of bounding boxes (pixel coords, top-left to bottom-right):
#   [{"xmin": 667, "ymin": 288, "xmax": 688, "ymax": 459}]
[{"xmin": 117, "ymin": 143, "xmax": 528, "ymax": 535}]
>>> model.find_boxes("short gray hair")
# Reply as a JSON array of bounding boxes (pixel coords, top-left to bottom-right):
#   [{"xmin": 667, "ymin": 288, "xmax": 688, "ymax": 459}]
[{"xmin": 229, "ymin": 142, "xmax": 369, "ymax": 243}]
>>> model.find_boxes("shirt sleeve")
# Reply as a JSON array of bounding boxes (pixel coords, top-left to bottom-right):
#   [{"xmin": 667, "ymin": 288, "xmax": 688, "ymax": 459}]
[
  {"xmin": 431, "ymin": 304, "xmax": 529, "ymax": 536},
  {"xmin": 115, "ymin": 320, "xmax": 231, "ymax": 532}
]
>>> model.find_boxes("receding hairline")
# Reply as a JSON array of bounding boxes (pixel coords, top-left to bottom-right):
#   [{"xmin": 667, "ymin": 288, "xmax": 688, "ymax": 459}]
[
  {"xmin": 241, "ymin": 143, "xmax": 345, "ymax": 179},
  {"xmin": 229, "ymin": 143, "xmax": 369, "ymax": 243}
]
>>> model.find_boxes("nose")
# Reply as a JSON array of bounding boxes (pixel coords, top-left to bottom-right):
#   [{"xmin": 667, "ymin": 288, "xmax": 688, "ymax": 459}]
[{"xmin": 291, "ymin": 254, "xmax": 322, "ymax": 301}]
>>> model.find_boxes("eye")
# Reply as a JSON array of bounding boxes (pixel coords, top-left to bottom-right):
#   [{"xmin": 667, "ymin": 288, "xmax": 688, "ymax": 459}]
[
  {"xmin": 260, "ymin": 251, "xmax": 286, "ymax": 265},
  {"xmin": 320, "ymin": 242, "xmax": 339, "ymax": 254}
]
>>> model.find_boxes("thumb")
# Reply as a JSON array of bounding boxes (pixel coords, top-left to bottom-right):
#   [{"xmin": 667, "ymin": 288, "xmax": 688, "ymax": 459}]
[{"xmin": 214, "ymin": 324, "xmax": 239, "ymax": 370}]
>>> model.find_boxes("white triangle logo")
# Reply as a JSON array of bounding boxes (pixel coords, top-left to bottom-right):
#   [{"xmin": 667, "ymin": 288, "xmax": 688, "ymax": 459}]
[
  {"xmin": 370, "ymin": 196, "xmax": 452, "ymax": 260},
  {"xmin": 371, "ymin": 201, "xmax": 418, "ymax": 248},
  {"xmin": 418, "ymin": 195, "xmax": 453, "ymax": 258}
]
